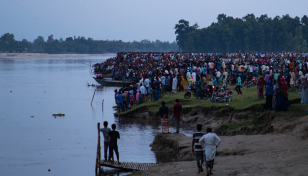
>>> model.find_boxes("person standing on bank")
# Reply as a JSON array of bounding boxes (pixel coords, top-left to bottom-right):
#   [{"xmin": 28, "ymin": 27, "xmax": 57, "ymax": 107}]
[
  {"xmin": 235, "ymin": 74, "xmax": 242, "ymax": 95},
  {"xmin": 173, "ymin": 99, "xmax": 182, "ymax": 133},
  {"xmin": 159, "ymin": 101, "xmax": 169, "ymax": 133},
  {"xmin": 106, "ymin": 124, "xmax": 120, "ymax": 165},
  {"xmin": 199, "ymin": 128, "xmax": 221, "ymax": 176},
  {"xmin": 192, "ymin": 124, "xmax": 205, "ymax": 174},
  {"xmin": 99, "ymin": 121, "xmax": 111, "ymax": 161}
]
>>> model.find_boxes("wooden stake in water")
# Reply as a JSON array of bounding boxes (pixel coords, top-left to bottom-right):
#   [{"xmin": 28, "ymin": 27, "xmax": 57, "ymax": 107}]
[
  {"xmin": 91, "ymin": 89, "xmax": 97, "ymax": 106},
  {"xmin": 102, "ymin": 99, "xmax": 104, "ymax": 111}
]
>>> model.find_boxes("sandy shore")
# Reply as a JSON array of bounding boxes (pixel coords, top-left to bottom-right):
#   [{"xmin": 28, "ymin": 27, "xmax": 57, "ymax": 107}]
[
  {"xmin": 0, "ymin": 53, "xmax": 116, "ymax": 59},
  {"xmin": 130, "ymin": 115, "xmax": 308, "ymax": 176}
]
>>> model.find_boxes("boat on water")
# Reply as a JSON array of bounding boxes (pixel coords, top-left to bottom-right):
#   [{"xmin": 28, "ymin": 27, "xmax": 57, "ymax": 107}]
[{"xmin": 93, "ymin": 77, "xmax": 132, "ymax": 87}]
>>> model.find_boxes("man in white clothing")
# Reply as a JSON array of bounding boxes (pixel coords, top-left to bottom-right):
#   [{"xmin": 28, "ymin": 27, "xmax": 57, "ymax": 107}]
[
  {"xmin": 144, "ymin": 77, "xmax": 151, "ymax": 94},
  {"xmin": 140, "ymin": 84, "xmax": 147, "ymax": 103},
  {"xmin": 186, "ymin": 71, "xmax": 191, "ymax": 85},
  {"xmin": 192, "ymin": 72, "xmax": 196, "ymax": 83},
  {"xmin": 199, "ymin": 128, "xmax": 221, "ymax": 176},
  {"xmin": 172, "ymin": 75, "xmax": 178, "ymax": 93}
]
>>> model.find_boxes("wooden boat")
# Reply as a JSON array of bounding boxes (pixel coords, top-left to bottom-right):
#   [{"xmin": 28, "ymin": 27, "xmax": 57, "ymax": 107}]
[{"xmin": 93, "ymin": 77, "xmax": 132, "ymax": 87}]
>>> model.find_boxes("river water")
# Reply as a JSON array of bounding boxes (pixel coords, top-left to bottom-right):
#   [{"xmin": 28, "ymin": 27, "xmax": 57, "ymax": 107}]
[{"xmin": 0, "ymin": 55, "xmax": 193, "ymax": 176}]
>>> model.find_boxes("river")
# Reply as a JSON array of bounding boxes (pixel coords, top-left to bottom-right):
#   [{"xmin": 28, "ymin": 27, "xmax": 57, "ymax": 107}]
[{"xmin": 0, "ymin": 54, "xmax": 192, "ymax": 176}]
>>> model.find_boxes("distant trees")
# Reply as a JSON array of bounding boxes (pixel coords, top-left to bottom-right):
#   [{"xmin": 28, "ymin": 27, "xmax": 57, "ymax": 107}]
[
  {"xmin": 175, "ymin": 14, "xmax": 308, "ymax": 53},
  {"xmin": 0, "ymin": 34, "xmax": 178, "ymax": 54}
]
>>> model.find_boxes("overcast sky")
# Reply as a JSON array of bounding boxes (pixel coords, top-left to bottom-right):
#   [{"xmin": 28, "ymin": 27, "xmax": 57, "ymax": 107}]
[{"xmin": 1, "ymin": 0, "xmax": 307, "ymax": 42}]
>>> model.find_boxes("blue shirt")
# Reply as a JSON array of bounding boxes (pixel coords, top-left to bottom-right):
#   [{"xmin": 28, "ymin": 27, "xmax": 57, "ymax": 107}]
[
  {"xmin": 116, "ymin": 94, "xmax": 124, "ymax": 104},
  {"xmin": 207, "ymin": 67, "xmax": 211, "ymax": 74}
]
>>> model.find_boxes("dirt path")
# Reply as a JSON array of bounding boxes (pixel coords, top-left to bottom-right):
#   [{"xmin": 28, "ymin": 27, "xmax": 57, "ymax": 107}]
[{"xmin": 131, "ymin": 116, "xmax": 308, "ymax": 176}]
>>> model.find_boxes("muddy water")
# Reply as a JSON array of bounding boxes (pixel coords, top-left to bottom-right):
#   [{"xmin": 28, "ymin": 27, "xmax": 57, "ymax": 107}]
[{"xmin": 0, "ymin": 55, "xmax": 193, "ymax": 176}]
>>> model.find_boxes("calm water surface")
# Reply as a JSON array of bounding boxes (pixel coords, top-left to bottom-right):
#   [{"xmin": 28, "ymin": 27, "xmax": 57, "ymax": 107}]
[{"xmin": 0, "ymin": 55, "xmax": 192, "ymax": 176}]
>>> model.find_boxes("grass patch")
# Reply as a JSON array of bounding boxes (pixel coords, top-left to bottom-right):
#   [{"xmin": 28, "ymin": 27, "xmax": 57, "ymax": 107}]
[
  {"xmin": 221, "ymin": 121, "xmax": 252, "ymax": 132},
  {"xmin": 218, "ymin": 107, "xmax": 228, "ymax": 112},
  {"xmin": 115, "ymin": 81, "xmax": 302, "ymax": 115},
  {"xmin": 278, "ymin": 103, "xmax": 308, "ymax": 117}
]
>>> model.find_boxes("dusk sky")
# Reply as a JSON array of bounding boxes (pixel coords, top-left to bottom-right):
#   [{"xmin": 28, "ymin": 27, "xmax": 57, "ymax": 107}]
[{"xmin": 1, "ymin": 0, "xmax": 307, "ymax": 42}]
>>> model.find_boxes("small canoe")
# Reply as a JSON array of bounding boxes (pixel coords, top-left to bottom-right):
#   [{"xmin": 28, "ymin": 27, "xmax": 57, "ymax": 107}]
[{"xmin": 93, "ymin": 77, "xmax": 132, "ymax": 87}]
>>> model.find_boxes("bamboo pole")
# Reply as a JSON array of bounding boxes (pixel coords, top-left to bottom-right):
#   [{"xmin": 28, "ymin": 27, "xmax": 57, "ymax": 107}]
[
  {"xmin": 91, "ymin": 89, "xmax": 97, "ymax": 106},
  {"xmin": 102, "ymin": 99, "xmax": 104, "ymax": 111},
  {"xmin": 96, "ymin": 122, "xmax": 101, "ymax": 174}
]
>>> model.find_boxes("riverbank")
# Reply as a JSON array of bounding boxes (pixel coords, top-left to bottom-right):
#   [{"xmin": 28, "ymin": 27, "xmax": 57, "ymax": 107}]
[
  {"xmin": 0, "ymin": 53, "xmax": 116, "ymax": 59},
  {"xmin": 130, "ymin": 117, "xmax": 308, "ymax": 176},
  {"xmin": 115, "ymin": 85, "xmax": 305, "ymax": 135},
  {"xmin": 115, "ymin": 85, "xmax": 302, "ymax": 116}
]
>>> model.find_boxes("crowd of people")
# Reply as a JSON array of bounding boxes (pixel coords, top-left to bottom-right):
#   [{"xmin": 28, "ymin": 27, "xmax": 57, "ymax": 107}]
[
  {"xmin": 94, "ymin": 52, "xmax": 308, "ymax": 113},
  {"xmin": 96, "ymin": 52, "xmax": 308, "ymax": 175}
]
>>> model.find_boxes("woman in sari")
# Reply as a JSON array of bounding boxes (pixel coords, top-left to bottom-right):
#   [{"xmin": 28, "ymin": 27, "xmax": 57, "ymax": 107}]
[
  {"xmin": 257, "ymin": 77, "xmax": 265, "ymax": 98},
  {"xmin": 275, "ymin": 77, "xmax": 290, "ymax": 111},
  {"xmin": 212, "ymin": 76, "xmax": 217, "ymax": 87},
  {"xmin": 301, "ymin": 76, "xmax": 308, "ymax": 103},
  {"xmin": 188, "ymin": 76, "xmax": 193, "ymax": 88},
  {"xmin": 265, "ymin": 80, "xmax": 274, "ymax": 110},
  {"xmin": 290, "ymin": 70, "xmax": 295, "ymax": 85},
  {"xmin": 180, "ymin": 76, "xmax": 185, "ymax": 91},
  {"xmin": 136, "ymin": 90, "xmax": 141, "ymax": 105},
  {"xmin": 126, "ymin": 90, "xmax": 130, "ymax": 110},
  {"xmin": 129, "ymin": 88, "xmax": 135, "ymax": 108},
  {"xmin": 265, "ymin": 73, "xmax": 270, "ymax": 83}
]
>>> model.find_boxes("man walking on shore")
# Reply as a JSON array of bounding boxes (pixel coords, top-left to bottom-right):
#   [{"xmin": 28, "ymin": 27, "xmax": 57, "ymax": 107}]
[
  {"xmin": 173, "ymin": 99, "xmax": 182, "ymax": 133},
  {"xmin": 99, "ymin": 121, "xmax": 111, "ymax": 161},
  {"xmin": 192, "ymin": 124, "xmax": 205, "ymax": 174},
  {"xmin": 199, "ymin": 128, "xmax": 221, "ymax": 176},
  {"xmin": 106, "ymin": 124, "xmax": 121, "ymax": 165}
]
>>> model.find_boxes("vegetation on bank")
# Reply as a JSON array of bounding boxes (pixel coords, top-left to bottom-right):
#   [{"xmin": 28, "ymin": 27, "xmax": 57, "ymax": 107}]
[
  {"xmin": 0, "ymin": 33, "xmax": 178, "ymax": 54},
  {"xmin": 220, "ymin": 103, "xmax": 308, "ymax": 133},
  {"xmin": 114, "ymin": 84, "xmax": 303, "ymax": 116},
  {"xmin": 175, "ymin": 14, "xmax": 308, "ymax": 52}
]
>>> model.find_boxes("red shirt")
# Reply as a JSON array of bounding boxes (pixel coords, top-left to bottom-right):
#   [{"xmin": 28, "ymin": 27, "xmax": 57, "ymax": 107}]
[{"xmin": 173, "ymin": 103, "xmax": 182, "ymax": 117}]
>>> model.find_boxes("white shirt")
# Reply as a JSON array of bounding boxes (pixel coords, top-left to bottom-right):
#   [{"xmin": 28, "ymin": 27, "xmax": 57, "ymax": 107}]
[
  {"xmin": 144, "ymin": 78, "xmax": 151, "ymax": 87},
  {"xmin": 199, "ymin": 133, "xmax": 221, "ymax": 161},
  {"xmin": 216, "ymin": 71, "xmax": 221, "ymax": 78},
  {"xmin": 249, "ymin": 66, "xmax": 253, "ymax": 72},
  {"xmin": 186, "ymin": 72, "xmax": 191, "ymax": 80},
  {"xmin": 140, "ymin": 86, "xmax": 147, "ymax": 94},
  {"xmin": 192, "ymin": 72, "xmax": 196, "ymax": 82},
  {"xmin": 161, "ymin": 76, "xmax": 166, "ymax": 85},
  {"xmin": 172, "ymin": 78, "xmax": 178, "ymax": 89}
]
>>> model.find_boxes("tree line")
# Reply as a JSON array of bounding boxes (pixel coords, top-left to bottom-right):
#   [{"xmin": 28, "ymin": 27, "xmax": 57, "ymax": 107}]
[
  {"xmin": 175, "ymin": 14, "xmax": 308, "ymax": 53},
  {"xmin": 0, "ymin": 34, "xmax": 178, "ymax": 54}
]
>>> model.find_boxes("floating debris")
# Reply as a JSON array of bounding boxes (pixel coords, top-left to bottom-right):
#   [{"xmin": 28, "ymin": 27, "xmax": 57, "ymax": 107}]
[
  {"xmin": 87, "ymin": 83, "xmax": 96, "ymax": 86},
  {"xmin": 48, "ymin": 169, "xmax": 51, "ymax": 172},
  {"xmin": 30, "ymin": 116, "xmax": 34, "ymax": 118},
  {"xmin": 10, "ymin": 91, "xmax": 12, "ymax": 92},
  {"xmin": 52, "ymin": 113, "xmax": 65, "ymax": 117}
]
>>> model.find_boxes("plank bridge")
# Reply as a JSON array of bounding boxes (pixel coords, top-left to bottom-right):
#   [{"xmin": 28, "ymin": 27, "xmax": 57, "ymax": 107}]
[{"xmin": 95, "ymin": 123, "xmax": 157, "ymax": 175}]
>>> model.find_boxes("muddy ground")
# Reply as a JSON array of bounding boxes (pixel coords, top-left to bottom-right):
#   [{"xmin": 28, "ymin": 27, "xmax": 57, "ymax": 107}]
[{"xmin": 127, "ymin": 111, "xmax": 308, "ymax": 176}]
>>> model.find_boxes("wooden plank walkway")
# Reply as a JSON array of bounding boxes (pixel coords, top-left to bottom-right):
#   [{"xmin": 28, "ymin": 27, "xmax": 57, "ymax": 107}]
[
  {"xmin": 99, "ymin": 160, "xmax": 157, "ymax": 171},
  {"xmin": 95, "ymin": 123, "xmax": 157, "ymax": 175}
]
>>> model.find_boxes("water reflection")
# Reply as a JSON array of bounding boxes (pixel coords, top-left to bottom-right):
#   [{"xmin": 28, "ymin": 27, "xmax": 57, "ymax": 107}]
[{"xmin": 98, "ymin": 167, "xmax": 131, "ymax": 176}]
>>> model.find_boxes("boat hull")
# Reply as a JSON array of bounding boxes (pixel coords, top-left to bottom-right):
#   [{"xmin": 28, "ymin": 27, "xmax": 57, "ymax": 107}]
[{"xmin": 93, "ymin": 77, "xmax": 132, "ymax": 87}]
